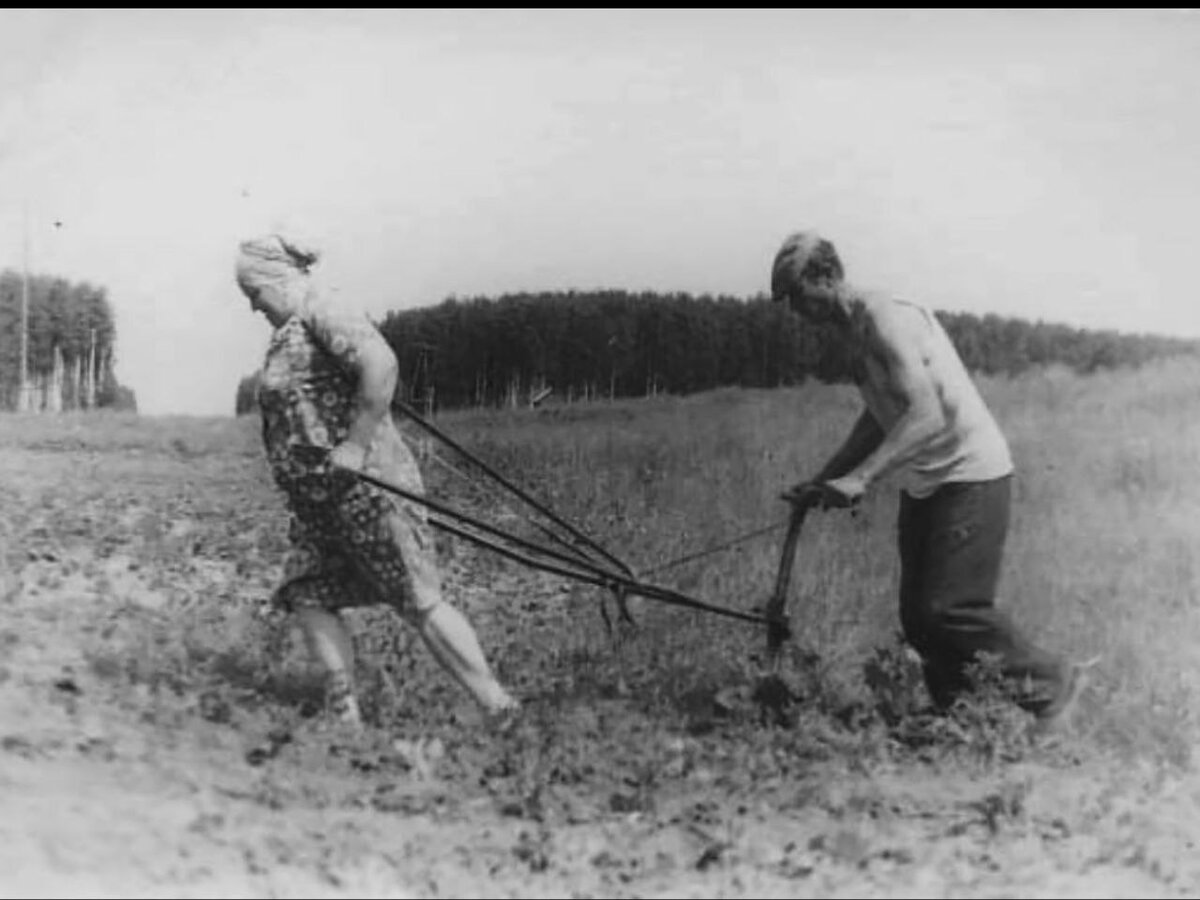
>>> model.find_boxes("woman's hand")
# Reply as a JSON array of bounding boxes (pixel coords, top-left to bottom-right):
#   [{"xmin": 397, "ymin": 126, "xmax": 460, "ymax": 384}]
[{"xmin": 328, "ymin": 440, "xmax": 369, "ymax": 474}]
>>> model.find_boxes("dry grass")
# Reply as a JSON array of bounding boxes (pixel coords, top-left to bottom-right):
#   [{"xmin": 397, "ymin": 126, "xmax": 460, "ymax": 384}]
[
  {"xmin": 3, "ymin": 357, "xmax": 1200, "ymax": 897},
  {"xmin": 433, "ymin": 358, "xmax": 1200, "ymax": 765}
]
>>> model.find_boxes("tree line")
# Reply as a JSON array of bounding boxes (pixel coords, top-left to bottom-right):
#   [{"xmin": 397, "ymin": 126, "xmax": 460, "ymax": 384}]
[
  {"xmin": 235, "ymin": 290, "xmax": 1200, "ymax": 415},
  {"xmin": 0, "ymin": 269, "xmax": 136, "ymax": 412}
]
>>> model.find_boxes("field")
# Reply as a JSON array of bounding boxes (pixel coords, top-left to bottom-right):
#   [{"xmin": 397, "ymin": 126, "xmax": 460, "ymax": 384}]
[{"xmin": 2, "ymin": 359, "xmax": 1200, "ymax": 898}]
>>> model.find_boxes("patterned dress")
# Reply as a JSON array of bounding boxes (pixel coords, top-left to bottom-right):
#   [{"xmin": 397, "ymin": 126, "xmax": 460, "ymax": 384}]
[{"xmin": 257, "ymin": 300, "xmax": 441, "ymax": 616}]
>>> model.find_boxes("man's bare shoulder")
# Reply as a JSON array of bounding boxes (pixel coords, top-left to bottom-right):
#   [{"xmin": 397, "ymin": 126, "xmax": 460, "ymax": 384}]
[{"xmin": 851, "ymin": 290, "xmax": 935, "ymax": 352}]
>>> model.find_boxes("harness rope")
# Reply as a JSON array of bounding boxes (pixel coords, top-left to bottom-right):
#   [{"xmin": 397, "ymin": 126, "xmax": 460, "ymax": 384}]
[
  {"xmin": 321, "ymin": 402, "xmax": 795, "ymax": 633},
  {"xmin": 408, "ymin": 414, "xmax": 788, "ymax": 582},
  {"xmin": 348, "ymin": 466, "xmax": 778, "ymax": 629},
  {"xmin": 394, "ymin": 399, "xmax": 633, "ymax": 578},
  {"xmin": 636, "ymin": 520, "xmax": 788, "ymax": 579}
]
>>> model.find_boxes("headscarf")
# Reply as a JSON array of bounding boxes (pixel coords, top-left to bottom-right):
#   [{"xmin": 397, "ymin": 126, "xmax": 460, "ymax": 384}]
[{"xmin": 234, "ymin": 233, "xmax": 321, "ymax": 311}]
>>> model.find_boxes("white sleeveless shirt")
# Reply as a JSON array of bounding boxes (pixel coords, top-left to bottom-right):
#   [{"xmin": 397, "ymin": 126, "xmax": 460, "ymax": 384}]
[{"xmin": 856, "ymin": 297, "xmax": 1014, "ymax": 499}]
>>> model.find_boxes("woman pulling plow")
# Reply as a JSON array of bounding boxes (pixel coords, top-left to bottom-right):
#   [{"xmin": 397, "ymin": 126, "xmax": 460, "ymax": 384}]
[{"xmin": 234, "ymin": 233, "xmax": 518, "ymax": 731}]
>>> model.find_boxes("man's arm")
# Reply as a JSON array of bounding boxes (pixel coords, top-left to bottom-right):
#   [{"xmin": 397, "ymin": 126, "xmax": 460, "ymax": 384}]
[
  {"xmin": 839, "ymin": 310, "xmax": 945, "ymax": 490},
  {"xmin": 815, "ymin": 410, "xmax": 885, "ymax": 481}
]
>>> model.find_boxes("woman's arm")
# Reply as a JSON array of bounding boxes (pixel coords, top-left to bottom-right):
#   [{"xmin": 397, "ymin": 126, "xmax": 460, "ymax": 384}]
[{"xmin": 305, "ymin": 299, "xmax": 400, "ymax": 462}]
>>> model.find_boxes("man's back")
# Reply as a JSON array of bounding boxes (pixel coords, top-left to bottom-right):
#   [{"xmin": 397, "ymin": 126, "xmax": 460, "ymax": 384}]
[{"xmin": 855, "ymin": 294, "xmax": 1013, "ymax": 498}]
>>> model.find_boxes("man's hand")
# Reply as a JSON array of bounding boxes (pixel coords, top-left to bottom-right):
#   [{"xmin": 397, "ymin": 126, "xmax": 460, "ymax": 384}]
[
  {"xmin": 328, "ymin": 440, "xmax": 369, "ymax": 474},
  {"xmin": 783, "ymin": 476, "xmax": 865, "ymax": 511},
  {"xmin": 822, "ymin": 473, "xmax": 867, "ymax": 508}
]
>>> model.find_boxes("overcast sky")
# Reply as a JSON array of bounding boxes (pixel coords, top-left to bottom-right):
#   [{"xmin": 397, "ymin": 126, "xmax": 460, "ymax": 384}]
[{"xmin": 1, "ymin": 8, "xmax": 1198, "ymax": 416}]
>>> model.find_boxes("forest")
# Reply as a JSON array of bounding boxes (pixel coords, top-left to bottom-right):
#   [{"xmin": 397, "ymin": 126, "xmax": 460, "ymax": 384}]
[
  {"xmin": 0, "ymin": 269, "xmax": 136, "ymax": 412},
  {"xmin": 235, "ymin": 290, "xmax": 1200, "ymax": 415}
]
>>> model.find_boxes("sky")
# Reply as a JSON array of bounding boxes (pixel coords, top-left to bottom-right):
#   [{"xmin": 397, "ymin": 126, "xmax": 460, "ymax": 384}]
[{"xmin": 1, "ymin": 8, "xmax": 1198, "ymax": 416}]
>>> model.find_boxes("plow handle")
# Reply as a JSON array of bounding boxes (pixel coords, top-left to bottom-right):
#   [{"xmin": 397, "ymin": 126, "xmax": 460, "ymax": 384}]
[{"xmin": 765, "ymin": 496, "xmax": 811, "ymax": 657}]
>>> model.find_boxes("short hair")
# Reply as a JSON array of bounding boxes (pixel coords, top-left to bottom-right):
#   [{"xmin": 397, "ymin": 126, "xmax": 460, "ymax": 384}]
[{"xmin": 771, "ymin": 231, "xmax": 844, "ymax": 301}]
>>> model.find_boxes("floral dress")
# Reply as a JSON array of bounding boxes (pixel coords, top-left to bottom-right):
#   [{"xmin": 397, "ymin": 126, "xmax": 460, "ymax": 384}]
[{"xmin": 257, "ymin": 300, "xmax": 441, "ymax": 616}]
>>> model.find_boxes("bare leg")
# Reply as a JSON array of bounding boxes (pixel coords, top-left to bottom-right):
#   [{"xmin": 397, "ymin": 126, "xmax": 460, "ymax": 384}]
[
  {"xmin": 294, "ymin": 607, "xmax": 363, "ymax": 728},
  {"xmin": 345, "ymin": 489, "xmax": 519, "ymax": 720},
  {"xmin": 409, "ymin": 601, "xmax": 517, "ymax": 714}
]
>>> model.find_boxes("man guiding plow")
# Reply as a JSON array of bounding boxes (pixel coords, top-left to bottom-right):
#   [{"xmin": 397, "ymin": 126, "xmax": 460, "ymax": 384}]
[{"xmin": 770, "ymin": 229, "xmax": 1094, "ymax": 732}]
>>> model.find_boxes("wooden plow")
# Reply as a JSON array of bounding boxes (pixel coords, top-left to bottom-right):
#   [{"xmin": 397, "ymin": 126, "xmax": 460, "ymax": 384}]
[{"xmin": 329, "ymin": 400, "xmax": 815, "ymax": 657}]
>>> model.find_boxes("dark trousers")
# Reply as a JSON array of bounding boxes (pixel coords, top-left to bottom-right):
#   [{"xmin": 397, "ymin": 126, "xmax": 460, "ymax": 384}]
[{"xmin": 897, "ymin": 475, "xmax": 1066, "ymax": 713}]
